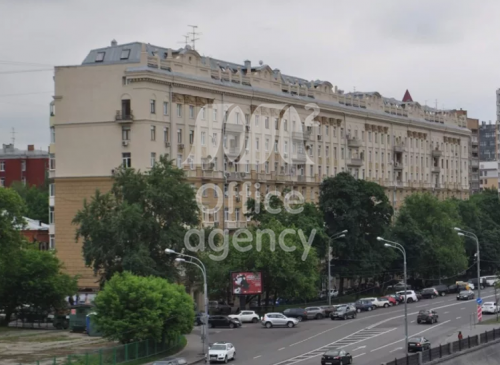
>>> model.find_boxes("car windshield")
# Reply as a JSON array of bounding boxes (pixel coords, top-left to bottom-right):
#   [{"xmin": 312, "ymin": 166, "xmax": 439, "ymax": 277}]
[
  {"xmin": 418, "ymin": 310, "xmax": 428, "ymax": 314},
  {"xmin": 484, "ymin": 302, "xmax": 494, "ymax": 306},
  {"xmin": 211, "ymin": 345, "xmax": 226, "ymax": 350},
  {"xmin": 336, "ymin": 305, "xmax": 346, "ymax": 309},
  {"xmin": 409, "ymin": 337, "xmax": 422, "ymax": 342},
  {"xmin": 378, "ymin": 298, "xmax": 387, "ymax": 301},
  {"xmin": 422, "ymin": 288, "xmax": 435, "ymax": 293},
  {"xmin": 326, "ymin": 350, "xmax": 340, "ymax": 356},
  {"xmin": 459, "ymin": 291, "xmax": 469, "ymax": 295}
]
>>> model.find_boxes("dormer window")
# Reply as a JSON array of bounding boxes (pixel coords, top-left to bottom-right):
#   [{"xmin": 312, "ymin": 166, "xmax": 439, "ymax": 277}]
[
  {"xmin": 95, "ymin": 52, "xmax": 105, "ymax": 62},
  {"xmin": 120, "ymin": 49, "xmax": 130, "ymax": 60}
]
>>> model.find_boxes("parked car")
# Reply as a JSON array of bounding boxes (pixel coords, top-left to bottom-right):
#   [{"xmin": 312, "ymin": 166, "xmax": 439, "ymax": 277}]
[
  {"xmin": 376, "ymin": 297, "xmax": 392, "ymax": 308},
  {"xmin": 331, "ymin": 305, "xmax": 357, "ymax": 320},
  {"xmin": 319, "ymin": 289, "xmax": 339, "ymax": 299},
  {"xmin": 407, "ymin": 337, "xmax": 431, "ymax": 352},
  {"xmin": 482, "ymin": 302, "xmax": 499, "ymax": 314},
  {"xmin": 283, "ymin": 308, "xmax": 311, "ymax": 321},
  {"xmin": 208, "ymin": 315, "xmax": 241, "ymax": 328},
  {"xmin": 457, "ymin": 290, "xmax": 475, "ymax": 300},
  {"xmin": 355, "ymin": 300, "xmax": 376, "ymax": 312},
  {"xmin": 415, "ymin": 291, "xmax": 423, "ymax": 300},
  {"xmin": 468, "ymin": 279, "xmax": 484, "ymax": 290},
  {"xmin": 321, "ymin": 349, "xmax": 352, "ymax": 365},
  {"xmin": 417, "ymin": 309, "xmax": 438, "ymax": 324},
  {"xmin": 305, "ymin": 306, "xmax": 326, "ymax": 319},
  {"xmin": 482, "ymin": 276, "xmax": 499, "ymax": 287},
  {"xmin": 466, "ymin": 282, "xmax": 477, "ymax": 290},
  {"xmin": 261, "ymin": 313, "xmax": 299, "ymax": 328},
  {"xmin": 363, "ymin": 297, "xmax": 386, "ymax": 308},
  {"xmin": 396, "ymin": 290, "xmax": 419, "ymax": 303},
  {"xmin": 448, "ymin": 283, "xmax": 467, "ymax": 293},
  {"xmin": 432, "ymin": 284, "xmax": 450, "ymax": 296},
  {"xmin": 385, "ymin": 296, "xmax": 398, "ymax": 306},
  {"xmin": 228, "ymin": 310, "xmax": 259, "ymax": 323},
  {"xmin": 388, "ymin": 281, "xmax": 412, "ymax": 291},
  {"xmin": 387, "ymin": 294, "xmax": 404, "ymax": 304},
  {"xmin": 152, "ymin": 357, "xmax": 187, "ymax": 365},
  {"xmin": 319, "ymin": 305, "xmax": 336, "ymax": 317},
  {"xmin": 208, "ymin": 342, "xmax": 236, "ymax": 363},
  {"xmin": 421, "ymin": 288, "xmax": 439, "ymax": 299}
]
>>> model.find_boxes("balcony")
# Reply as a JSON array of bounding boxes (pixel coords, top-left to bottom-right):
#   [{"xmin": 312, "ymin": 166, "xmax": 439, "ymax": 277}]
[
  {"xmin": 292, "ymin": 130, "xmax": 311, "ymax": 140},
  {"xmin": 293, "ymin": 153, "xmax": 307, "ymax": 163},
  {"xmin": 115, "ymin": 110, "xmax": 134, "ymax": 123},
  {"xmin": 393, "ymin": 143, "xmax": 405, "ymax": 153},
  {"xmin": 226, "ymin": 221, "xmax": 248, "ymax": 230},
  {"xmin": 347, "ymin": 158, "xmax": 363, "ymax": 167},
  {"xmin": 225, "ymin": 172, "xmax": 243, "ymax": 182},
  {"xmin": 347, "ymin": 137, "xmax": 362, "ymax": 148},
  {"xmin": 432, "ymin": 166, "xmax": 441, "ymax": 173},
  {"xmin": 202, "ymin": 170, "xmax": 224, "ymax": 179},
  {"xmin": 49, "ymin": 170, "xmax": 56, "ymax": 179},
  {"xmin": 393, "ymin": 162, "xmax": 404, "ymax": 170},
  {"xmin": 225, "ymin": 123, "xmax": 245, "ymax": 134},
  {"xmin": 431, "ymin": 149, "xmax": 442, "ymax": 158},
  {"xmin": 257, "ymin": 173, "xmax": 269, "ymax": 182},
  {"xmin": 471, "ymin": 160, "xmax": 479, "ymax": 168},
  {"xmin": 226, "ymin": 146, "xmax": 242, "ymax": 158}
]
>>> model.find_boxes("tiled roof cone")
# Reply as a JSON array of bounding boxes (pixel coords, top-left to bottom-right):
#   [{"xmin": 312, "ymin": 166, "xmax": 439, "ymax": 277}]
[{"xmin": 402, "ymin": 89, "xmax": 413, "ymax": 102}]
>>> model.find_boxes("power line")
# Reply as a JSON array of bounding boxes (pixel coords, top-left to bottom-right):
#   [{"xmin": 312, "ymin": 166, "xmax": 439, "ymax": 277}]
[
  {"xmin": 0, "ymin": 69, "xmax": 53, "ymax": 75},
  {"xmin": 0, "ymin": 60, "xmax": 53, "ymax": 67},
  {"xmin": 0, "ymin": 91, "xmax": 53, "ymax": 97}
]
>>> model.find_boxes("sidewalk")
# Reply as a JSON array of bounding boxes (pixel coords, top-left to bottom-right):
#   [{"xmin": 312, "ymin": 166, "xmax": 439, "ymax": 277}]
[
  {"xmin": 176, "ymin": 333, "xmax": 205, "ymax": 364},
  {"xmin": 441, "ymin": 323, "xmax": 500, "ymax": 344}
]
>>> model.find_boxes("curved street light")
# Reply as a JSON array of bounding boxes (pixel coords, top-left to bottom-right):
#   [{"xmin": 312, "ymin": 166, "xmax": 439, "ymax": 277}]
[{"xmin": 327, "ymin": 230, "xmax": 348, "ymax": 306}]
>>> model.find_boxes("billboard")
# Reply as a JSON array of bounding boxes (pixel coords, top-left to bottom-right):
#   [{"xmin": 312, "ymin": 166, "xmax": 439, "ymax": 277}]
[{"xmin": 231, "ymin": 272, "xmax": 262, "ymax": 295}]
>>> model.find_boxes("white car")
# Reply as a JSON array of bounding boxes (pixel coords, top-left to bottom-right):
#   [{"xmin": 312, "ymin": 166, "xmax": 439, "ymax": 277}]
[
  {"xmin": 320, "ymin": 289, "xmax": 339, "ymax": 298},
  {"xmin": 261, "ymin": 313, "xmax": 299, "ymax": 328},
  {"xmin": 208, "ymin": 342, "xmax": 236, "ymax": 363},
  {"xmin": 467, "ymin": 282, "xmax": 475, "ymax": 290},
  {"xmin": 228, "ymin": 310, "xmax": 259, "ymax": 323},
  {"xmin": 363, "ymin": 297, "xmax": 390, "ymax": 308},
  {"xmin": 396, "ymin": 290, "xmax": 419, "ymax": 303},
  {"xmin": 482, "ymin": 276, "xmax": 499, "ymax": 287},
  {"xmin": 482, "ymin": 302, "xmax": 499, "ymax": 314}
]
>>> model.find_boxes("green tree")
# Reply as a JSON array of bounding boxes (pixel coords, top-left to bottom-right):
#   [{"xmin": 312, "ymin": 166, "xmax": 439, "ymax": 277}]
[
  {"xmin": 319, "ymin": 172, "xmax": 394, "ymax": 294},
  {"xmin": 93, "ymin": 272, "xmax": 194, "ymax": 344},
  {"xmin": 391, "ymin": 193, "xmax": 468, "ymax": 280},
  {"xmin": 73, "ymin": 156, "xmax": 200, "ymax": 286},
  {"xmin": 10, "ymin": 181, "xmax": 49, "ymax": 223}
]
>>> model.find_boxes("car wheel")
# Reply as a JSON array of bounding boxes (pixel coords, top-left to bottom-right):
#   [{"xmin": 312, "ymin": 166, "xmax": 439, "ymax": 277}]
[
  {"xmin": 331, "ymin": 316, "xmax": 335, "ymax": 321},
  {"xmin": 224, "ymin": 356, "xmax": 228, "ymax": 363},
  {"xmin": 431, "ymin": 295, "xmax": 434, "ymax": 299},
  {"xmin": 353, "ymin": 313, "xmax": 357, "ymax": 318},
  {"xmin": 357, "ymin": 309, "xmax": 361, "ymax": 313},
  {"xmin": 408, "ymin": 298, "xmax": 414, "ymax": 303},
  {"xmin": 233, "ymin": 352, "xmax": 236, "ymax": 360},
  {"xmin": 441, "ymin": 292, "xmax": 446, "ymax": 296},
  {"xmin": 252, "ymin": 318, "xmax": 258, "ymax": 323},
  {"xmin": 265, "ymin": 322, "xmax": 272, "ymax": 328},
  {"xmin": 316, "ymin": 314, "xmax": 323, "ymax": 319},
  {"xmin": 343, "ymin": 315, "xmax": 347, "ymax": 320},
  {"xmin": 349, "ymin": 357, "xmax": 353, "ymax": 364},
  {"xmin": 287, "ymin": 321, "xmax": 294, "ymax": 328},
  {"xmin": 384, "ymin": 303, "xmax": 389, "ymax": 308},
  {"xmin": 209, "ymin": 323, "xmax": 214, "ymax": 328},
  {"xmin": 417, "ymin": 319, "xmax": 421, "ymax": 324},
  {"xmin": 297, "ymin": 316, "xmax": 303, "ymax": 322},
  {"xmin": 229, "ymin": 323, "xmax": 235, "ymax": 329},
  {"xmin": 368, "ymin": 307, "xmax": 372, "ymax": 311}
]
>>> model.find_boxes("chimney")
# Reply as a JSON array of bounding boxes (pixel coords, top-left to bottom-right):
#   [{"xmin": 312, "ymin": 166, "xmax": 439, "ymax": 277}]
[
  {"xmin": 111, "ymin": 39, "xmax": 117, "ymax": 47},
  {"xmin": 27, "ymin": 145, "xmax": 34, "ymax": 151},
  {"xmin": 244, "ymin": 60, "xmax": 251, "ymax": 74}
]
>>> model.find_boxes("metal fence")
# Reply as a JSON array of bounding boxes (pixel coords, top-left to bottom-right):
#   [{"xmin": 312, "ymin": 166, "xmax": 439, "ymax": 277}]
[
  {"xmin": 386, "ymin": 328, "xmax": 500, "ymax": 365},
  {"xmin": 20, "ymin": 336, "xmax": 183, "ymax": 365}
]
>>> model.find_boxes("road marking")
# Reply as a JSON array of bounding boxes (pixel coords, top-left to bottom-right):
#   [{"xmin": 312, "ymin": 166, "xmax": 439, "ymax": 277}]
[
  {"xmin": 434, "ymin": 301, "xmax": 444, "ymax": 304},
  {"xmin": 390, "ymin": 347, "xmax": 403, "ymax": 353},
  {"xmin": 416, "ymin": 304, "xmax": 427, "ymax": 308},
  {"xmin": 370, "ymin": 320, "xmax": 451, "ymax": 352},
  {"xmin": 411, "ymin": 320, "xmax": 415, "ymax": 323},
  {"xmin": 278, "ymin": 347, "xmax": 285, "ymax": 351},
  {"xmin": 444, "ymin": 312, "xmax": 449, "ymax": 314},
  {"xmin": 352, "ymin": 346, "xmax": 366, "ymax": 351},
  {"xmin": 353, "ymin": 353, "xmax": 366, "ymax": 358},
  {"xmin": 254, "ymin": 355, "xmax": 261, "ymax": 359},
  {"xmin": 461, "ymin": 308, "xmax": 466, "ymax": 310},
  {"xmin": 288, "ymin": 321, "xmax": 353, "ymax": 347},
  {"xmin": 456, "ymin": 317, "xmax": 461, "ymax": 319}
]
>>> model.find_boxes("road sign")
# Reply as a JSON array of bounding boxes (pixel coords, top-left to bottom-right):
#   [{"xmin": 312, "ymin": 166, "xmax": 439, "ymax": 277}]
[
  {"xmin": 477, "ymin": 298, "xmax": 483, "ymax": 305},
  {"xmin": 477, "ymin": 305, "xmax": 483, "ymax": 322}
]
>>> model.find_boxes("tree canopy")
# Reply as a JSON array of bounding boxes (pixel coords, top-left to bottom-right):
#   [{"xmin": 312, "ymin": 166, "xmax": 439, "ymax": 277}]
[{"xmin": 10, "ymin": 181, "xmax": 49, "ymax": 223}]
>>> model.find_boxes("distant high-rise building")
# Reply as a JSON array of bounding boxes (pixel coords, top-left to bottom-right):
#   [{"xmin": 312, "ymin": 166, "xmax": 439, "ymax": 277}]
[{"xmin": 479, "ymin": 121, "xmax": 496, "ymax": 161}]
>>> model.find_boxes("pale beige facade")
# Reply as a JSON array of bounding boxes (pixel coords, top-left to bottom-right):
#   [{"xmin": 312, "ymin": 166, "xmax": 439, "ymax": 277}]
[{"xmin": 50, "ymin": 41, "xmax": 471, "ymax": 289}]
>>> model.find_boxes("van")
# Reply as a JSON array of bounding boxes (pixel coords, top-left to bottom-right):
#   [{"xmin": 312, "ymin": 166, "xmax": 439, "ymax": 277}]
[{"xmin": 482, "ymin": 276, "xmax": 499, "ymax": 287}]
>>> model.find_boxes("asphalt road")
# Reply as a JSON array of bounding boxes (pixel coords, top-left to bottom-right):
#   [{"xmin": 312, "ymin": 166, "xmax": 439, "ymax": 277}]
[{"xmin": 196, "ymin": 287, "xmax": 499, "ymax": 365}]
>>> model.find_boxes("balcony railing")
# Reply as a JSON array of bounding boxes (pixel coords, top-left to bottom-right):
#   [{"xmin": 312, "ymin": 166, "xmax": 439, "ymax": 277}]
[
  {"xmin": 225, "ymin": 123, "xmax": 245, "ymax": 134},
  {"xmin": 432, "ymin": 148, "xmax": 442, "ymax": 157},
  {"xmin": 432, "ymin": 166, "xmax": 441, "ymax": 173},
  {"xmin": 393, "ymin": 143, "xmax": 405, "ymax": 153},
  {"xmin": 115, "ymin": 110, "xmax": 134, "ymax": 122},
  {"xmin": 347, "ymin": 138, "xmax": 362, "ymax": 148},
  {"xmin": 347, "ymin": 158, "xmax": 363, "ymax": 167},
  {"xmin": 393, "ymin": 162, "xmax": 404, "ymax": 170}
]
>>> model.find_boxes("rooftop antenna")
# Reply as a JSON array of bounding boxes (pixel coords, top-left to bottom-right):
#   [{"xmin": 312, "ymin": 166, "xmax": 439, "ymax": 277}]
[
  {"xmin": 188, "ymin": 25, "xmax": 201, "ymax": 50},
  {"xmin": 11, "ymin": 127, "xmax": 15, "ymax": 145},
  {"xmin": 178, "ymin": 34, "xmax": 189, "ymax": 47}
]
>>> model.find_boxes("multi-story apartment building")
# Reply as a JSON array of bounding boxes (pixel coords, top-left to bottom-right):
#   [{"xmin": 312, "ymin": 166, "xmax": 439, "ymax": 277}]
[
  {"xmin": 479, "ymin": 121, "xmax": 496, "ymax": 161},
  {"xmin": 479, "ymin": 161, "xmax": 498, "ymax": 191},
  {"xmin": 466, "ymin": 117, "xmax": 480, "ymax": 194},
  {"xmin": 50, "ymin": 41, "xmax": 472, "ymax": 289},
  {"xmin": 0, "ymin": 144, "xmax": 48, "ymax": 188}
]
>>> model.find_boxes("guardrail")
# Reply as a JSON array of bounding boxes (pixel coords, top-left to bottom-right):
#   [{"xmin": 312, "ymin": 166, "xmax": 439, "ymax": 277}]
[{"xmin": 384, "ymin": 327, "xmax": 500, "ymax": 365}]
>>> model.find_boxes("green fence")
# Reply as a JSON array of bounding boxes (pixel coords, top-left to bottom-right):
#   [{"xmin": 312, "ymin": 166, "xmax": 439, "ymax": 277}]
[{"xmin": 22, "ymin": 336, "xmax": 184, "ymax": 365}]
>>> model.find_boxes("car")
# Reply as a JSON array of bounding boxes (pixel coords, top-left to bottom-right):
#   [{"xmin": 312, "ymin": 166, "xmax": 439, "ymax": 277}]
[
  {"xmin": 389, "ymin": 281, "xmax": 412, "ymax": 291},
  {"xmin": 407, "ymin": 337, "xmax": 431, "ymax": 352},
  {"xmin": 415, "ymin": 291, "xmax": 423, "ymax": 300},
  {"xmin": 152, "ymin": 357, "xmax": 187, "ymax": 365},
  {"xmin": 283, "ymin": 308, "xmax": 310, "ymax": 321},
  {"xmin": 432, "ymin": 284, "xmax": 450, "ymax": 296},
  {"xmin": 320, "ymin": 289, "xmax": 339, "ymax": 299},
  {"xmin": 482, "ymin": 276, "xmax": 499, "ymax": 287},
  {"xmin": 448, "ymin": 283, "xmax": 468, "ymax": 293},
  {"xmin": 387, "ymin": 294, "xmax": 404, "ymax": 304},
  {"xmin": 363, "ymin": 297, "xmax": 387, "ymax": 308},
  {"xmin": 396, "ymin": 290, "xmax": 419, "ymax": 303},
  {"xmin": 228, "ymin": 310, "xmax": 259, "ymax": 323},
  {"xmin": 319, "ymin": 305, "xmax": 336, "ymax": 317},
  {"xmin": 305, "ymin": 307, "xmax": 326, "ymax": 319},
  {"xmin": 261, "ymin": 313, "xmax": 299, "ymax": 328},
  {"xmin": 321, "ymin": 349, "xmax": 352, "ymax": 365},
  {"xmin": 417, "ymin": 309, "xmax": 438, "ymax": 324},
  {"xmin": 331, "ymin": 305, "xmax": 357, "ymax": 320},
  {"xmin": 208, "ymin": 342, "xmax": 235, "ymax": 363},
  {"xmin": 466, "ymin": 282, "xmax": 476, "ymax": 290},
  {"xmin": 421, "ymin": 288, "xmax": 439, "ymax": 299},
  {"xmin": 457, "ymin": 290, "xmax": 475, "ymax": 300},
  {"xmin": 208, "ymin": 315, "xmax": 241, "ymax": 328},
  {"xmin": 376, "ymin": 297, "xmax": 392, "ymax": 308},
  {"xmin": 481, "ymin": 302, "xmax": 499, "ymax": 314},
  {"xmin": 385, "ymin": 296, "xmax": 398, "ymax": 306},
  {"xmin": 355, "ymin": 300, "xmax": 376, "ymax": 312}
]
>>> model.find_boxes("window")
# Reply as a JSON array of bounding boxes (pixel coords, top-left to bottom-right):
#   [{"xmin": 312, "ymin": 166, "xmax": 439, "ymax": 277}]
[
  {"xmin": 325, "ymin": 125, "xmax": 329, "ymax": 135},
  {"xmin": 236, "ymin": 112, "xmax": 241, "ymax": 124},
  {"xmin": 163, "ymin": 127, "xmax": 169, "ymax": 142},
  {"xmin": 265, "ymin": 161, "xmax": 269, "ymax": 173},
  {"xmin": 284, "ymin": 141, "xmax": 288, "ymax": 153},
  {"xmin": 49, "ymin": 154, "xmax": 56, "ymax": 170},
  {"xmin": 255, "ymin": 115, "xmax": 260, "ymax": 127},
  {"xmin": 213, "ymin": 157, "xmax": 218, "ymax": 170},
  {"xmin": 189, "ymin": 130, "xmax": 194, "ymax": 145},
  {"xmin": 95, "ymin": 52, "xmax": 105, "ymax": 62},
  {"xmin": 284, "ymin": 120, "xmax": 288, "ymax": 131},
  {"xmin": 151, "ymin": 126, "xmax": 156, "ymax": 141},
  {"xmin": 177, "ymin": 154, "xmax": 182, "ymax": 168},
  {"xmin": 368, "ymin": 132, "xmax": 372, "ymax": 142},
  {"xmin": 201, "ymin": 107, "xmax": 206, "ymax": 120},
  {"xmin": 122, "ymin": 153, "xmax": 131, "ymax": 168},
  {"xmin": 49, "ymin": 235, "xmax": 55, "ymax": 249},
  {"xmin": 50, "ymin": 127, "xmax": 55, "ymax": 143},
  {"xmin": 265, "ymin": 117, "xmax": 269, "ymax": 129},
  {"xmin": 0, "ymin": 161, "xmax": 4, "ymax": 171},
  {"xmin": 0, "ymin": 177, "xmax": 4, "ymax": 187},
  {"xmin": 49, "ymin": 207, "xmax": 54, "ymax": 224},
  {"xmin": 275, "ymin": 140, "xmax": 278, "ymax": 152},
  {"xmin": 150, "ymin": 152, "xmax": 156, "ymax": 167},
  {"xmin": 224, "ymin": 208, "xmax": 229, "ymax": 221},
  {"xmin": 177, "ymin": 104, "xmax": 182, "ymax": 117},
  {"xmin": 50, "ymin": 183, "xmax": 55, "ymax": 197},
  {"xmin": 122, "ymin": 126, "xmax": 130, "ymax": 141},
  {"xmin": 201, "ymin": 131, "xmax": 206, "ymax": 145},
  {"xmin": 235, "ymin": 208, "xmax": 240, "ymax": 221},
  {"xmin": 189, "ymin": 105, "xmax": 195, "ymax": 119},
  {"xmin": 213, "ymin": 108, "xmax": 217, "ymax": 121},
  {"xmin": 246, "ymin": 160, "xmax": 250, "ymax": 173},
  {"xmin": 274, "ymin": 118, "xmax": 278, "ymax": 130},
  {"xmin": 256, "ymin": 138, "xmax": 260, "ymax": 150},
  {"xmin": 120, "ymin": 49, "xmax": 130, "ymax": 60},
  {"xmin": 21, "ymin": 160, "xmax": 26, "ymax": 172},
  {"xmin": 150, "ymin": 99, "xmax": 156, "ymax": 114},
  {"xmin": 265, "ymin": 138, "xmax": 269, "ymax": 151},
  {"xmin": 163, "ymin": 102, "xmax": 169, "ymax": 115},
  {"xmin": 212, "ymin": 133, "xmax": 217, "ymax": 147}
]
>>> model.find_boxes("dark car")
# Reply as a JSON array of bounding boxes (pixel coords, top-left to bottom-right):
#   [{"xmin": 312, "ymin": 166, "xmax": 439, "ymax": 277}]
[
  {"xmin": 321, "ymin": 349, "xmax": 352, "ymax": 365},
  {"xmin": 319, "ymin": 305, "xmax": 336, "ymax": 317},
  {"xmin": 468, "ymin": 278, "xmax": 485, "ymax": 290},
  {"xmin": 457, "ymin": 290, "xmax": 475, "ymax": 301},
  {"xmin": 355, "ymin": 300, "xmax": 375, "ymax": 312},
  {"xmin": 208, "ymin": 315, "xmax": 241, "ymax": 328},
  {"xmin": 283, "ymin": 308, "xmax": 309, "ymax": 321},
  {"xmin": 331, "ymin": 305, "xmax": 357, "ymax": 320},
  {"xmin": 421, "ymin": 288, "xmax": 439, "ymax": 299},
  {"xmin": 194, "ymin": 312, "xmax": 204, "ymax": 326},
  {"xmin": 415, "ymin": 291, "xmax": 423, "ymax": 300},
  {"xmin": 417, "ymin": 309, "xmax": 438, "ymax": 324},
  {"xmin": 433, "ymin": 284, "xmax": 449, "ymax": 296},
  {"xmin": 448, "ymin": 284, "xmax": 467, "ymax": 293},
  {"xmin": 408, "ymin": 337, "xmax": 431, "ymax": 352}
]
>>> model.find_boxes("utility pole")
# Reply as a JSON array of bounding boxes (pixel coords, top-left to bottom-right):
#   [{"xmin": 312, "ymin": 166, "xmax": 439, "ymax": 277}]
[{"xmin": 188, "ymin": 25, "xmax": 201, "ymax": 50}]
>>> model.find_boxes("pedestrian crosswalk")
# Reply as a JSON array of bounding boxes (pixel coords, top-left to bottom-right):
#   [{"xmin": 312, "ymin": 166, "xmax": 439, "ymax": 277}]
[{"xmin": 272, "ymin": 327, "xmax": 397, "ymax": 365}]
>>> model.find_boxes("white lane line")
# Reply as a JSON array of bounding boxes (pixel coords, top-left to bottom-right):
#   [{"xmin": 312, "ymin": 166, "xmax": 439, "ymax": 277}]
[
  {"xmin": 416, "ymin": 304, "xmax": 427, "ymax": 308},
  {"xmin": 444, "ymin": 312, "xmax": 449, "ymax": 314},
  {"xmin": 456, "ymin": 317, "xmax": 461, "ymax": 319},
  {"xmin": 353, "ymin": 353, "xmax": 366, "ymax": 358},
  {"xmin": 434, "ymin": 301, "xmax": 444, "ymax": 304},
  {"xmin": 254, "ymin": 355, "xmax": 261, "ymax": 359},
  {"xmin": 352, "ymin": 346, "xmax": 366, "ymax": 351},
  {"xmin": 461, "ymin": 307, "xmax": 466, "ymax": 310},
  {"xmin": 370, "ymin": 320, "xmax": 451, "ymax": 352},
  {"xmin": 390, "ymin": 347, "xmax": 403, "ymax": 353},
  {"xmin": 411, "ymin": 320, "xmax": 415, "ymax": 323},
  {"xmin": 288, "ymin": 321, "xmax": 353, "ymax": 347},
  {"xmin": 278, "ymin": 347, "xmax": 285, "ymax": 351}
]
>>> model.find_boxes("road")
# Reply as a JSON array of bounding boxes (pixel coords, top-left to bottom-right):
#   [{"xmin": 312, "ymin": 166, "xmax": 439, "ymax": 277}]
[{"xmin": 196, "ymin": 287, "xmax": 498, "ymax": 365}]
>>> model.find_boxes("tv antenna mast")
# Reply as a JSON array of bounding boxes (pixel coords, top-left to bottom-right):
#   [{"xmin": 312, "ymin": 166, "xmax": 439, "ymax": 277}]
[
  {"xmin": 188, "ymin": 25, "xmax": 201, "ymax": 50},
  {"xmin": 11, "ymin": 127, "xmax": 15, "ymax": 145},
  {"xmin": 178, "ymin": 34, "xmax": 189, "ymax": 47}
]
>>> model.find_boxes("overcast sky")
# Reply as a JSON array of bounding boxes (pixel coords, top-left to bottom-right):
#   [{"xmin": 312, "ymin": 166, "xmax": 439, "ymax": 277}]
[{"xmin": 1, "ymin": 0, "xmax": 499, "ymax": 150}]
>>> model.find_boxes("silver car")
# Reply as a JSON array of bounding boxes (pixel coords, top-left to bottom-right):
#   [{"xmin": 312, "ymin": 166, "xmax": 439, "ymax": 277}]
[
  {"xmin": 261, "ymin": 313, "xmax": 299, "ymax": 328},
  {"xmin": 305, "ymin": 306, "xmax": 326, "ymax": 319}
]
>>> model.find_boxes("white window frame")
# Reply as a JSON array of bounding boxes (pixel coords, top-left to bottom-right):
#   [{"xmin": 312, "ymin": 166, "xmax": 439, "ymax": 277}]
[
  {"xmin": 177, "ymin": 104, "xmax": 182, "ymax": 117},
  {"xmin": 150, "ymin": 152, "xmax": 156, "ymax": 167},
  {"xmin": 189, "ymin": 105, "xmax": 195, "ymax": 119},
  {"xmin": 163, "ymin": 101, "xmax": 169, "ymax": 115}
]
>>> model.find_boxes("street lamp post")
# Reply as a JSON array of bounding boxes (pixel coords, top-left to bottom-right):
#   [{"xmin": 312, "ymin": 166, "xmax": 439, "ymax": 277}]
[
  {"xmin": 454, "ymin": 228, "xmax": 481, "ymax": 303},
  {"xmin": 378, "ymin": 237, "xmax": 408, "ymax": 352},
  {"xmin": 327, "ymin": 230, "xmax": 347, "ymax": 307},
  {"xmin": 166, "ymin": 249, "xmax": 210, "ymax": 364}
]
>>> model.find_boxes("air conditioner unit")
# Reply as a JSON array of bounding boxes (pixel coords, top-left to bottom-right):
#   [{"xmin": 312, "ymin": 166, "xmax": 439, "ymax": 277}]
[
  {"xmin": 178, "ymin": 144, "xmax": 185, "ymax": 149},
  {"xmin": 122, "ymin": 140, "xmax": 129, "ymax": 146},
  {"xmin": 165, "ymin": 142, "xmax": 171, "ymax": 147}
]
